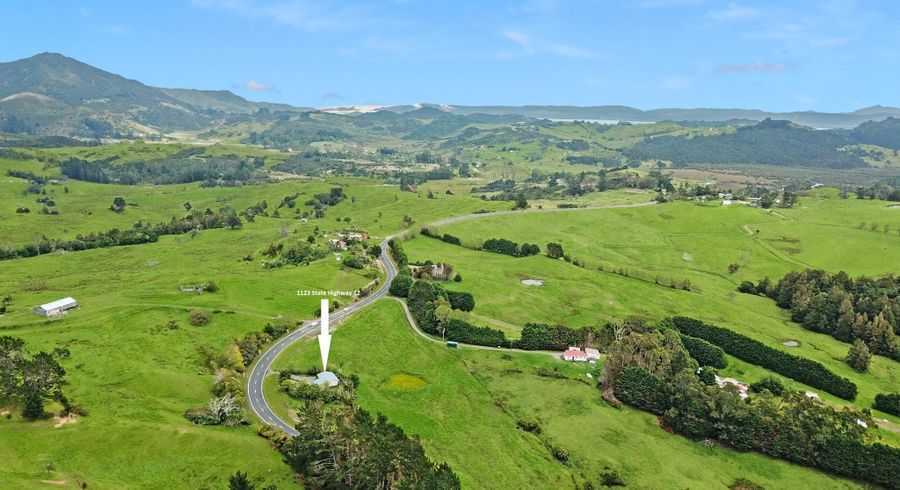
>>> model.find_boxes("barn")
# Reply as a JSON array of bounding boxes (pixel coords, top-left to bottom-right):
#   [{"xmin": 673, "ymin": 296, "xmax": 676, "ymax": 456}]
[{"xmin": 34, "ymin": 297, "xmax": 78, "ymax": 317}]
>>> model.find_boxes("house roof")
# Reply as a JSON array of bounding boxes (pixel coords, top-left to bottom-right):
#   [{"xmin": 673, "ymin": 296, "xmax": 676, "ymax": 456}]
[
  {"xmin": 564, "ymin": 348, "xmax": 587, "ymax": 357},
  {"xmin": 38, "ymin": 297, "xmax": 77, "ymax": 310},
  {"xmin": 315, "ymin": 371, "xmax": 339, "ymax": 385}
]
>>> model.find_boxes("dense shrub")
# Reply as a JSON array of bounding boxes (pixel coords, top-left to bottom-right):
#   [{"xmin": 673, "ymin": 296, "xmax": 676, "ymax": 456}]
[
  {"xmin": 679, "ymin": 334, "xmax": 727, "ymax": 368},
  {"xmin": 190, "ymin": 310, "xmax": 211, "ymax": 326},
  {"xmin": 482, "ymin": 238, "xmax": 519, "ymax": 256},
  {"xmin": 874, "ymin": 393, "xmax": 900, "ymax": 416},
  {"xmin": 446, "ymin": 291, "xmax": 475, "ymax": 311},
  {"xmin": 749, "ymin": 376, "xmax": 784, "ymax": 396},
  {"xmin": 441, "ymin": 234, "xmax": 461, "ymax": 245},
  {"xmin": 669, "ymin": 317, "xmax": 857, "ymax": 400},
  {"xmin": 612, "ymin": 366, "xmax": 672, "ymax": 415}
]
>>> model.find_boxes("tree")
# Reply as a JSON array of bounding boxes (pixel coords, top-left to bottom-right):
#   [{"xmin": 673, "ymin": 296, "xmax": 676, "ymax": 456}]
[
  {"xmin": 389, "ymin": 274, "xmax": 413, "ymax": 297},
  {"xmin": 109, "ymin": 196, "xmax": 126, "ymax": 213},
  {"xmin": 513, "ymin": 194, "xmax": 528, "ymax": 210},
  {"xmin": 183, "ymin": 201, "xmax": 192, "ymax": 211},
  {"xmin": 453, "ymin": 273, "xmax": 462, "ymax": 282},
  {"xmin": 546, "ymin": 242, "xmax": 565, "ymax": 259},
  {"xmin": 847, "ymin": 340, "xmax": 871, "ymax": 372},
  {"xmin": 229, "ymin": 471, "xmax": 255, "ymax": 490},
  {"xmin": 367, "ymin": 245, "xmax": 382, "ymax": 257}
]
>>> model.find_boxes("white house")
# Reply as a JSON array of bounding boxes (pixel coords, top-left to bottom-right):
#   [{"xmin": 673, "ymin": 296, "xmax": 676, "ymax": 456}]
[
  {"xmin": 563, "ymin": 348, "xmax": 588, "ymax": 362},
  {"xmin": 34, "ymin": 297, "xmax": 78, "ymax": 317},
  {"xmin": 314, "ymin": 371, "xmax": 340, "ymax": 387}
]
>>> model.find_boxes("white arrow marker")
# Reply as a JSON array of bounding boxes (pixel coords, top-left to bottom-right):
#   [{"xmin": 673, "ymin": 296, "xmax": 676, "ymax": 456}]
[{"xmin": 318, "ymin": 299, "xmax": 331, "ymax": 371}]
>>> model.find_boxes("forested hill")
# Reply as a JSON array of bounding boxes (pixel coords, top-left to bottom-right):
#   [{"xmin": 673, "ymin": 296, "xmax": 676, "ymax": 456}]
[
  {"xmin": 849, "ymin": 117, "xmax": 900, "ymax": 150},
  {"xmin": 625, "ymin": 119, "xmax": 866, "ymax": 169}
]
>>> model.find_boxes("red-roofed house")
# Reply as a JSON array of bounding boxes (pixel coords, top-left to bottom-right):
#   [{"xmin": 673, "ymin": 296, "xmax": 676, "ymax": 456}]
[
  {"xmin": 563, "ymin": 348, "xmax": 587, "ymax": 362},
  {"xmin": 584, "ymin": 348, "xmax": 601, "ymax": 360}
]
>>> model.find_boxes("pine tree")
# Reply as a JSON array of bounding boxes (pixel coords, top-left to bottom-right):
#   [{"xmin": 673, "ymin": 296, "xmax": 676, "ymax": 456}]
[
  {"xmin": 847, "ymin": 340, "xmax": 871, "ymax": 372},
  {"xmin": 228, "ymin": 471, "xmax": 255, "ymax": 490},
  {"xmin": 22, "ymin": 392, "xmax": 43, "ymax": 419},
  {"xmin": 834, "ymin": 297, "xmax": 856, "ymax": 343}
]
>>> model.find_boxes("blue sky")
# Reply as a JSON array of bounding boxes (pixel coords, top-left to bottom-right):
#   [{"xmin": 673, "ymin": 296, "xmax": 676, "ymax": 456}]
[{"xmin": 2, "ymin": 0, "xmax": 899, "ymax": 111}]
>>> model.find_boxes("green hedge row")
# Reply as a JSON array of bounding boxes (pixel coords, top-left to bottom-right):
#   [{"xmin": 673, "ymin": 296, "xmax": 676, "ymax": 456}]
[
  {"xmin": 679, "ymin": 334, "xmax": 728, "ymax": 368},
  {"xmin": 443, "ymin": 318, "xmax": 507, "ymax": 347},
  {"xmin": 669, "ymin": 317, "xmax": 857, "ymax": 400}
]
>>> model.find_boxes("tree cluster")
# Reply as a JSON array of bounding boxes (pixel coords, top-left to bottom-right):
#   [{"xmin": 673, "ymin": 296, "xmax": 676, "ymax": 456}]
[
  {"xmin": 0, "ymin": 209, "xmax": 242, "ymax": 261},
  {"xmin": 667, "ymin": 317, "xmax": 857, "ymax": 400},
  {"xmin": 280, "ymin": 399, "xmax": 460, "ymax": 488},
  {"xmin": 603, "ymin": 330, "xmax": 898, "ymax": 489},
  {"xmin": 743, "ymin": 269, "xmax": 899, "ymax": 360},
  {"xmin": 60, "ymin": 152, "xmax": 265, "ymax": 186},
  {"xmin": 482, "ymin": 238, "xmax": 540, "ymax": 257}
]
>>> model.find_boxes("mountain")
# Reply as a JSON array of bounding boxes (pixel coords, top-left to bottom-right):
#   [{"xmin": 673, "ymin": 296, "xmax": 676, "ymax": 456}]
[
  {"xmin": 0, "ymin": 52, "xmax": 301, "ymax": 138},
  {"xmin": 424, "ymin": 104, "xmax": 900, "ymax": 130}
]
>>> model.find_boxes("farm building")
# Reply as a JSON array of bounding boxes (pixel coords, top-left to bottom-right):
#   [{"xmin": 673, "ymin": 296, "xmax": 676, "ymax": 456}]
[
  {"xmin": 34, "ymin": 297, "xmax": 78, "ymax": 317},
  {"xmin": 563, "ymin": 348, "xmax": 588, "ymax": 362},
  {"xmin": 584, "ymin": 348, "xmax": 601, "ymax": 360}
]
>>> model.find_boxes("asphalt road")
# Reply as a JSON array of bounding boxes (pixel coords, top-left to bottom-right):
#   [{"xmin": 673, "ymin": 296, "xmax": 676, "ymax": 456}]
[
  {"xmin": 246, "ymin": 201, "xmax": 655, "ymax": 435},
  {"xmin": 246, "ymin": 235, "xmax": 400, "ymax": 436}
]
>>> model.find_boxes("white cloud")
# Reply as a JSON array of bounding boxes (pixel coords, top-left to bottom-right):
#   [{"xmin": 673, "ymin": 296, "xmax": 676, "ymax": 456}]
[
  {"xmin": 661, "ymin": 76, "xmax": 690, "ymax": 90},
  {"xmin": 244, "ymin": 80, "xmax": 276, "ymax": 92},
  {"xmin": 499, "ymin": 29, "xmax": 599, "ymax": 60},
  {"xmin": 717, "ymin": 61, "xmax": 787, "ymax": 73},
  {"xmin": 515, "ymin": 0, "xmax": 560, "ymax": 13},
  {"xmin": 502, "ymin": 29, "xmax": 533, "ymax": 51},
  {"xmin": 190, "ymin": 0, "xmax": 367, "ymax": 32},
  {"xmin": 708, "ymin": 3, "xmax": 763, "ymax": 22}
]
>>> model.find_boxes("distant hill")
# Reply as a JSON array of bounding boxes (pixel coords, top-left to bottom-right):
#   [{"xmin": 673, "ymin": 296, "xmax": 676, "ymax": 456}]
[
  {"xmin": 0, "ymin": 53, "xmax": 301, "ymax": 138},
  {"xmin": 428, "ymin": 104, "xmax": 900, "ymax": 130},
  {"xmin": 625, "ymin": 118, "xmax": 866, "ymax": 169},
  {"xmin": 849, "ymin": 117, "xmax": 900, "ymax": 150}
]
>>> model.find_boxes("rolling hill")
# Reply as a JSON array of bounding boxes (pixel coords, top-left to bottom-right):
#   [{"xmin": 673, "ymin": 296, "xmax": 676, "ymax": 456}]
[{"xmin": 0, "ymin": 53, "xmax": 300, "ymax": 138}]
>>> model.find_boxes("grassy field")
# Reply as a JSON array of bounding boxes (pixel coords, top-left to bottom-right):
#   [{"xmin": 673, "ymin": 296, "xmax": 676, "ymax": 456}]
[
  {"xmin": 268, "ymin": 300, "xmax": 865, "ymax": 489},
  {"xmin": 2, "ymin": 136, "xmax": 898, "ymax": 489},
  {"xmin": 403, "ymin": 195, "xmax": 900, "ymax": 423},
  {"xmin": 0, "ymin": 159, "xmax": 512, "ymax": 488}
]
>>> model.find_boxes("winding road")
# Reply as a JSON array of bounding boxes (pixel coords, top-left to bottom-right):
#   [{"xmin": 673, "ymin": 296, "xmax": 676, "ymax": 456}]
[{"xmin": 246, "ymin": 201, "xmax": 656, "ymax": 436}]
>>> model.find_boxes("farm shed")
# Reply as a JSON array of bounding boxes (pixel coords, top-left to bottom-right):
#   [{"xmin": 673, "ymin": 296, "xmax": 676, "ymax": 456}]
[{"xmin": 34, "ymin": 297, "xmax": 78, "ymax": 316}]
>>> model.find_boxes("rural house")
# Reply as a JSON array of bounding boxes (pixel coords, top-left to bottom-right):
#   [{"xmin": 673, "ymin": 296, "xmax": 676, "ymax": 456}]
[
  {"xmin": 34, "ymin": 297, "xmax": 78, "ymax": 317},
  {"xmin": 563, "ymin": 347, "xmax": 588, "ymax": 362},
  {"xmin": 584, "ymin": 348, "xmax": 601, "ymax": 360}
]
